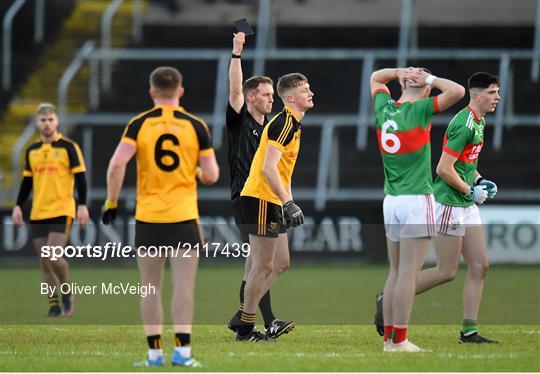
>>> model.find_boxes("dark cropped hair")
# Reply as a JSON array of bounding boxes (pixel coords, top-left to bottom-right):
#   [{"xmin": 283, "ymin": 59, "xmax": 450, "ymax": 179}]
[
  {"xmin": 149, "ymin": 66, "xmax": 183, "ymax": 98},
  {"xmin": 468, "ymin": 72, "xmax": 499, "ymax": 90}
]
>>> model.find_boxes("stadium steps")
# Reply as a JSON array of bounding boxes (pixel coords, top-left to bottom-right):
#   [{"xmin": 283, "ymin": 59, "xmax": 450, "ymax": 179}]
[{"xmin": 0, "ymin": 0, "xmax": 137, "ymax": 206}]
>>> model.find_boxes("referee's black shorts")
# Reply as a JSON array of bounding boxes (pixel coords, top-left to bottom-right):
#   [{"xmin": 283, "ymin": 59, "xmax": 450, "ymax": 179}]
[
  {"xmin": 232, "ymin": 197, "xmax": 249, "ymax": 243},
  {"xmin": 135, "ymin": 219, "xmax": 203, "ymax": 253},
  {"xmin": 239, "ymin": 196, "xmax": 288, "ymax": 238},
  {"xmin": 29, "ymin": 216, "xmax": 73, "ymax": 239}
]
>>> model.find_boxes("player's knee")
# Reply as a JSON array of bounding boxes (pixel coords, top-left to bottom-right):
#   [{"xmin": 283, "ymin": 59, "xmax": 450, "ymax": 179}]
[
  {"xmin": 40, "ymin": 258, "xmax": 54, "ymax": 272},
  {"xmin": 469, "ymin": 261, "xmax": 489, "ymax": 278},
  {"xmin": 439, "ymin": 267, "xmax": 458, "ymax": 283},
  {"xmin": 274, "ymin": 258, "xmax": 290, "ymax": 275},
  {"xmin": 257, "ymin": 262, "xmax": 273, "ymax": 278}
]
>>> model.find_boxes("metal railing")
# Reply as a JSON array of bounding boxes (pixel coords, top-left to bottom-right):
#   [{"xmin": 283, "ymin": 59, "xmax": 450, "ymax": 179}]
[
  {"xmin": 29, "ymin": 111, "xmax": 540, "ymax": 211},
  {"xmin": 532, "ymin": 0, "xmax": 540, "ymax": 81},
  {"xmin": 72, "ymin": 46, "xmax": 539, "ymax": 150},
  {"xmin": 2, "ymin": 0, "xmax": 26, "ymax": 91},
  {"xmin": 47, "ymin": 45, "xmax": 540, "ymax": 210},
  {"xmin": 58, "ymin": 41, "xmax": 96, "ymax": 130},
  {"xmin": 101, "ymin": 0, "xmax": 124, "ymax": 91},
  {"xmin": 11, "ymin": 0, "xmax": 540, "ymax": 209},
  {"xmin": 11, "ymin": 118, "xmax": 37, "ymax": 201}
]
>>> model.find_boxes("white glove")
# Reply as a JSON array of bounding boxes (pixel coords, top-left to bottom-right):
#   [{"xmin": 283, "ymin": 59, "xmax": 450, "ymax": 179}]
[
  {"xmin": 466, "ymin": 185, "xmax": 488, "ymax": 205},
  {"xmin": 476, "ymin": 178, "xmax": 498, "ymax": 199}
]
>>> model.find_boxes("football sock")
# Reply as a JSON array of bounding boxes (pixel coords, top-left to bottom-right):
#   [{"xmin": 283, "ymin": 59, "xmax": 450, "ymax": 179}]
[
  {"xmin": 175, "ymin": 333, "xmax": 190, "ymax": 346},
  {"xmin": 383, "ymin": 325, "xmax": 393, "ymax": 342},
  {"xmin": 259, "ymin": 290, "xmax": 276, "ymax": 329},
  {"xmin": 393, "ymin": 326, "xmax": 407, "ymax": 344},
  {"xmin": 238, "ymin": 311, "xmax": 256, "ymax": 335},
  {"xmin": 235, "ymin": 302, "xmax": 244, "ymax": 318},
  {"xmin": 462, "ymin": 319, "xmax": 478, "ymax": 335},
  {"xmin": 147, "ymin": 334, "xmax": 162, "ymax": 350},
  {"xmin": 239, "ymin": 280, "xmax": 246, "ymax": 304},
  {"xmin": 48, "ymin": 294, "xmax": 60, "ymax": 309},
  {"xmin": 174, "ymin": 333, "xmax": 191, "ymax": 358}
]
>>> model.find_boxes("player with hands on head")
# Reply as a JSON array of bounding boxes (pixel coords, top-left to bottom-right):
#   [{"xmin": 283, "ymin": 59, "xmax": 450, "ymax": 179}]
[
  {"xmin": 374, "ymin": 72, "xmax": 500, "ymax": 345},
  {"xmin": 371, "ymin": 65, "xmax": 465, "ymax": 352}
]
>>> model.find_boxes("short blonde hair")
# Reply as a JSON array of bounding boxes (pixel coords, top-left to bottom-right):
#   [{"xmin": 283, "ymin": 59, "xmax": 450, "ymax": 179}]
[
  {"xmin": 277, "ymin": 73, "xmax": 308, "ymax": 99},
  {"xmin": 36, "ymin": 102, "xmax": 57, "ymax": 116}
]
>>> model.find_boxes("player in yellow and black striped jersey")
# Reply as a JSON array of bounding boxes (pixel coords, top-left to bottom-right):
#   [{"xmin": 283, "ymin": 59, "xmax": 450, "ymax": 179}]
[
  {"xmin": 119, "ymin": 104, "xmax": 215, "ymax": 224},
  {"xmin": 12, "ymin": 103, "xmax": 89, "ymax": 318},
  {"xmin": 225, "ymin": 32, "xmax": 293, "ymax": 340},
  {"xmin": 102, "ymin": 67, "xmax": 218, "ymax": 367},
  {"xmin": 235, "ymin": 73, "xmax": 314, "ymax": 341}
]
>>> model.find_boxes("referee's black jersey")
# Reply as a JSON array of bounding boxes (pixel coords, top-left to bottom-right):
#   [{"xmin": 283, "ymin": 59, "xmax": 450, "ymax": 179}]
[{"xmin": 226, "ymin": 103, "xmax": 267, "ymax": 200}]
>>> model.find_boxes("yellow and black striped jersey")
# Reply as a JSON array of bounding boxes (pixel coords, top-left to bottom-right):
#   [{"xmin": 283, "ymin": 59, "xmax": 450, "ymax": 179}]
[
  {"xmin": 120, "ymin": 104, "xmax": 214, "ymax": 223},
  {"xmin": 241, "ymin": 105, "xmax": 302, "ymax": 205},
  {"xmin": 23, "ymin": 133, "xmax": 86, "ymax": 220}
]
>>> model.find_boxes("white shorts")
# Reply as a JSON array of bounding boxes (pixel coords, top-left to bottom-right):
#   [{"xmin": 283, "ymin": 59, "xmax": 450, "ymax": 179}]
[
  {"xmin": 383, "ymin": 194, "xmax": 436, "ymax": 242},
  {"xmin": 435, "ymin": 202, "xmax": 482, "ymax": 237}
]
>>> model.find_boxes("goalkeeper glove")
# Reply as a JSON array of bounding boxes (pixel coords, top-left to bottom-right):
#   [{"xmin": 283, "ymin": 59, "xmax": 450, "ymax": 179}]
[
  {"xmin": 475, "ymin": 177, "xmax": 497, "ymax": 199},
  {"xmin": 465, "ymin": 185, "xmax": 488, "ymax": 205},
  {"xmin": 283, "ymin": 200, "xmax": 304, "ymax": 228},
  {"xmin": 101, "ymin": 200, "xmax": 117, "ymax": 224}
]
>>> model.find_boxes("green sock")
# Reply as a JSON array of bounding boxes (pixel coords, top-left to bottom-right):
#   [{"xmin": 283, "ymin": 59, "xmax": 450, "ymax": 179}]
[{"xmin": 462, "ymin": 319, "xmax": 477, "ymax": 335}]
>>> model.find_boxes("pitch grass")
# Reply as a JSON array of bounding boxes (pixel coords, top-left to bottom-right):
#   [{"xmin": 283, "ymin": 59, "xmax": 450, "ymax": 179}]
[
  {"xmin": 1, "ymin": 265, "xmax": 539, "ymax": 325},
  {"xmin": 1, "ymin": 324, "xmax": 539, "ymax": 371},
  {"xmin": 1, "ymin": 265, "xmax": 539, "ymax": 371}
]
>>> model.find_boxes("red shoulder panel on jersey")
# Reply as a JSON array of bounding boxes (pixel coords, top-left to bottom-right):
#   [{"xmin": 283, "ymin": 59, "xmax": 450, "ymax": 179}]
[{"xmin": 442, "ymin": 135, "xmax": 484, "ymax": 162}]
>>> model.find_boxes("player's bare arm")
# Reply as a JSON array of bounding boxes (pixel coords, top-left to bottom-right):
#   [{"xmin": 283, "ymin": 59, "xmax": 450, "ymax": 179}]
[
  {"xmin": 12, "ymin": 175, "xmax": 32, "ymax": 226},
  {"xmin": 229, "ymin": 32, "xmax": 246, "ymax": 112},
  {"xmin": 262, "ymin": 145, "xmax": 291, "ymax": 204},
  {"xmin": 197, "ymin": 154, "xmax": 220, "ymax": 185},
  {"xmin": 370, "ymin": 67, "xmax": 417, "ymax": 92},
  {"xmin": 412, "ymin": 69, "xmax": 465, "ymax": 111},
  {"xmin": 436, "ymin": 152, "xmax": 470, "ymax": 194},
  {"xmin": 436, "ymin": 152, "xmax": 487, "ymax": 204},
  {"xmin": 76, "ymin": 204, "xmax": 89, "ymax": 227},
  {"xmin": 106, "ymin": 142, "xmax": 136, "ymax": 203},
  {"xmin": 11, "ymin": 205, "xmax": 23, "ymax": 226}
]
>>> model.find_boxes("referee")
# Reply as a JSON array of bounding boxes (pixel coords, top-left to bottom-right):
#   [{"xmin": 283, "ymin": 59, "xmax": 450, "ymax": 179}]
[{"xmin": 226, "ymin": 32, "xmax": 293, "ymax": 339}]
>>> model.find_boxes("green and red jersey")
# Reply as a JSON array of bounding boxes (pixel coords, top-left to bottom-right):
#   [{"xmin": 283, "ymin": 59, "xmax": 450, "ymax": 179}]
[
  {"xmin": 434, "ymin": 106, "xmax": 485, "ymax": 207},
  {"xmin": 372, "ymin": 87, "xmax": 440, "ymax": 195}
]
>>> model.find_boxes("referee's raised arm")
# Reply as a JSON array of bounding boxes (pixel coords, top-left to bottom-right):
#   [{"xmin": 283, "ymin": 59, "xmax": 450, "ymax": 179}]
[{"xmin": 229, "ymin": 32, "xmax": 245, "ymax": 112}]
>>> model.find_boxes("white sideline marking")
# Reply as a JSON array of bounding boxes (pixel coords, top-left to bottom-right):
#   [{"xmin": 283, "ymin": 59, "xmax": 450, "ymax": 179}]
[
  {"xmin": 521, "ymin": 330, "xmax": 540, "ymax": 334},
  {"xmin": 0, "ymin": 350, "xmax": 134, "ymax": 357}
]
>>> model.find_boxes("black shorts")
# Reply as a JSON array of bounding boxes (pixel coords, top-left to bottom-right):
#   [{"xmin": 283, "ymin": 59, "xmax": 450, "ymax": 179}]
[
  {"xmin": 239, "ymin": 196, "xmax": 287, "ymax": 238},
  {"xmin": 135, "ymin": 219, "xmax": 203, "ymax": 251},
  {"xmin": 30, "ymin": 216, "xmax": 73, "ymax": 239},
  {"xmin": 232, "ymin": 197, "xmax": 249, "ymax": 243}
]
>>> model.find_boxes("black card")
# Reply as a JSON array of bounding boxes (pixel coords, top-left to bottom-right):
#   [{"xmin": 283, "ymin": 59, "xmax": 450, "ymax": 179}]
[{"xmin": 234, "ymin": 18, "xmax": 254, "ymax": 36}]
